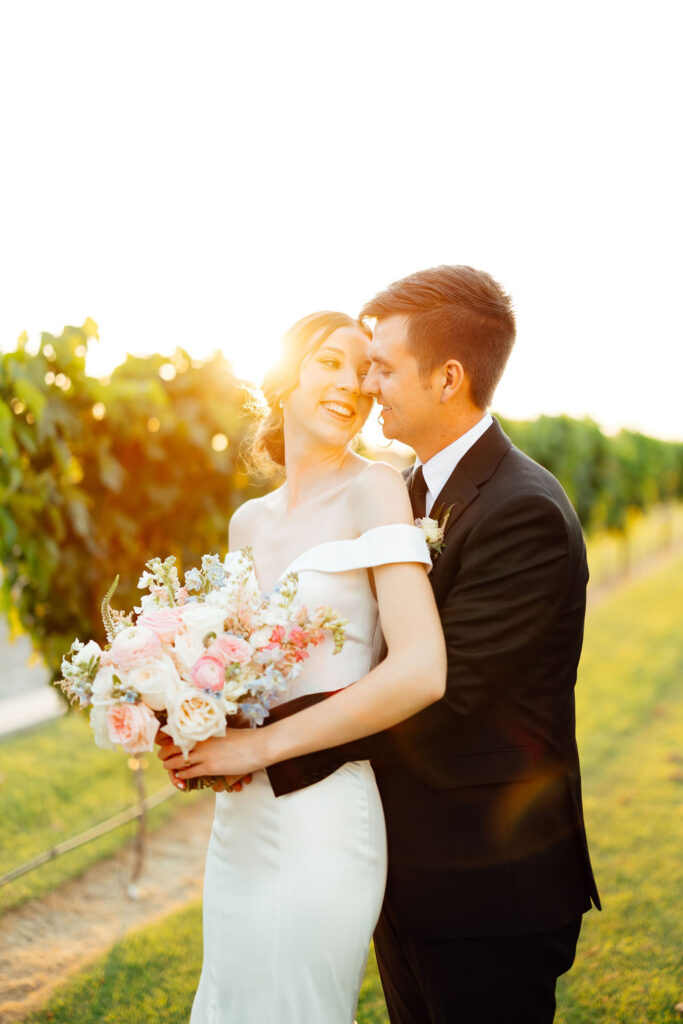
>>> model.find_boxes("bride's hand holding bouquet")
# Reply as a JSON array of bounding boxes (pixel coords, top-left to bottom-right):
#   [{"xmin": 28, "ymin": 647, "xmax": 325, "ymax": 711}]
[{"xmin": 58, "ymin": 550, "xmax": 346, "ymax": 790}]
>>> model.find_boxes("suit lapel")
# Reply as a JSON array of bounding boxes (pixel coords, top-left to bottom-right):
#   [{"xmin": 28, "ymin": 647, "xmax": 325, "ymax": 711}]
[
  {"xmin": 420, "ymin": 420, "xmax": 511, "ymax": 597},
  {"xmin": 428, "ymin": 466, "xmax": 478, "ymax": 536},
  {"xmin": 428, "ymin": 418, "xmax": 512, "ymax": 537}
]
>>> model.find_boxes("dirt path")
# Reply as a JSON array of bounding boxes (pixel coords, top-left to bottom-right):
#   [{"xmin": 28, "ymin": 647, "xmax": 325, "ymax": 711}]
[{"xmin": 0, "ymin": 795, "xmax": 215, "ymax": 1023}]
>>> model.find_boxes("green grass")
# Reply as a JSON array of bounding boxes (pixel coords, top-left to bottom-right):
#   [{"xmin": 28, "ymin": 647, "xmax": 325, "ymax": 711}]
[
  {"xmin": 0, "ymin": 712, "xmax": 205, "ymax": 912},
  {"xmin": 14, "ymin": 550, "xmax": 683, "ymax": 1023},
  {"xmin": 555, "ymin": 549, "xmax": 683, "ymax": 1023},
  {"xmin": 21, "ymin": 907, "xmax": 389, "ymax": 1024},
  {"xmin": 23, "ymin": 904, "xmax": 204, "ymax": 1024}
]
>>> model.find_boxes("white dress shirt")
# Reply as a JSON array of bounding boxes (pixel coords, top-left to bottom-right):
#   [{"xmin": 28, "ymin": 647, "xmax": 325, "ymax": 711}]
[{"xmin": 416, "ymin": 413, "xmax": 493, "ymax": 516}]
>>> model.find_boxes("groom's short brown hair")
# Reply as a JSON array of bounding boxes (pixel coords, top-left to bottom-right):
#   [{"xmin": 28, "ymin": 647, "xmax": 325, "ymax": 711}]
[{"xmin": 360, "ymin": 265, "xmax": 516, "ymax": 409}]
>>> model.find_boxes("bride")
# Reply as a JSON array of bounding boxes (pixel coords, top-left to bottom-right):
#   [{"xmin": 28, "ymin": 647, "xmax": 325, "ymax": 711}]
[{"xmin": 159, "ymin": 310, "xmax": 446, "ymax": 1023}]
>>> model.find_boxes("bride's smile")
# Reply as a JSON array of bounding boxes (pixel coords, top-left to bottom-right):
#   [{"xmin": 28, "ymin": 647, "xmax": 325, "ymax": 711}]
[{"xmin": 282, "ymin": 326, "xmax": 373, "ymax": 450}]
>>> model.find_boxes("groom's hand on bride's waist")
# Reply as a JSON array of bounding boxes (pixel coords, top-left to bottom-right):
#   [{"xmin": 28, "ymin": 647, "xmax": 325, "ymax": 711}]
[{"xmin": 260, "ymin": 692, "xmax": 384, "ymax": 797}]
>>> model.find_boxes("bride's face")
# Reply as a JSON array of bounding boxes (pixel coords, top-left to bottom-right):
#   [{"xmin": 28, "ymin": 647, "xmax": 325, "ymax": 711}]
[{"xmin": 283, "ymin": 327, "xmax": 373, "ymax": 448}]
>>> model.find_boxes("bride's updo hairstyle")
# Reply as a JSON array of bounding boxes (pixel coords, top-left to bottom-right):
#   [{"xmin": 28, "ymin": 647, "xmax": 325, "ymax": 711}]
[{"xmin": 246, "ymin": 311, "xmax": 371, "ymax": 477}]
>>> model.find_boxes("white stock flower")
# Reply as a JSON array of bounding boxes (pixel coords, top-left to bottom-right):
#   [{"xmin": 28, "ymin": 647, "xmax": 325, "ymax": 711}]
[
  {"xmin": 127, "ymin": 654, "xmax": 182, "ymax": 711},
  {"xmin": 204, "ymin": 587, "xmax": 233, "ymax": 610},
  {"xmin": 163, "ymin": 688, "xmax": 228, "ymax": 757},
  {"xmin": 135, "ymin": 592, "xmax": 166, "ymax": 615},
  {"xmin": 73, "ymin": 639, "xmax": 103, "ymax": 667},
  {"xmin": 260, "ymin": 606, "xmax": 292, "ymax": 628},
  {"xmin": 223, "ymin": 550, "xmax": 244, "ymax": 574}
]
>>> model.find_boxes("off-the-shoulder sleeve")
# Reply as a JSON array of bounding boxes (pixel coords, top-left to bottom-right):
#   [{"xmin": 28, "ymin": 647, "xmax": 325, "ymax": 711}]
[{"xmin": 287, "ymin": 523, "xmax": 431, "ymax": 575}]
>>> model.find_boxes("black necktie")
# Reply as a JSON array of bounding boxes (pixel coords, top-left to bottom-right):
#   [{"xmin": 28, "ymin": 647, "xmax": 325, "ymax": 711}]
[{"xmin": 409, "ymin": 465, "xmax": 428, "ymax": 520}]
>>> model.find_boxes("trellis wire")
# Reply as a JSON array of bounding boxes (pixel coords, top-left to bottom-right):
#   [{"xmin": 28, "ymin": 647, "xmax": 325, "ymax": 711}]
[{"xmin": 0, "ymin": 783, "xmax": 175, "ymax": 888}]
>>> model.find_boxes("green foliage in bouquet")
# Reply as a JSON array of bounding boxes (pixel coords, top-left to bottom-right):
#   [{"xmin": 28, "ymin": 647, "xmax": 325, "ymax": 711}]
[{"xmin": 0, "ymin": 322, "xmax": 264, "ymax": 683}]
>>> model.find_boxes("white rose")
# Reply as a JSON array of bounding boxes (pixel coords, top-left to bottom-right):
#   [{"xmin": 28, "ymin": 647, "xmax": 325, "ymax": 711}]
[
  {"xmin": 249, "ymin": 626, "xmax": 273, "ymax": 649},
  {"xmin": 127, "ymin": 654, "xmax": 182, "ymax": 711},
  {"xmin": 223, "ymin": 678, "xmax": 249, "ymax": 702},
  {"xmin": 90, "ymin": 702, "xmax": 115, "ymax": 749},
  {"xmin": 172, "ymin": 632, "xmax": 206, "ymax": 676},
  {"xmin": 180, "ymin": 604, "xmax": 228, "ymax": 641},
  {"xmin": 163, "ymin": 688, "xmax": 228, "ymax": 757},
  {"xmin": 92, "ymin": 664, "xmax": 119, "ymax": 701},
  {"xmin": 418, "ymin": 517, "xmax": 444, "ymax": 546}
]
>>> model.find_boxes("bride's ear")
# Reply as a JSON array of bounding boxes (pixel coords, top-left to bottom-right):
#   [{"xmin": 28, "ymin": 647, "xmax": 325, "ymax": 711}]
[{"xmin": 438, "ymin": 360, "xmax": 466, "ymax": 403}]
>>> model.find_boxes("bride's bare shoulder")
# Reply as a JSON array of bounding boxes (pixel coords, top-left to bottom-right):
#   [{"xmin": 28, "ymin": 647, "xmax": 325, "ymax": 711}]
[
  {"xmin": 349, "ymin": 460, "xmax": 413, "ymax": 532},
  {"xmin": 228, "ymin": 487, "xmax": 285, "ymax": 549}
]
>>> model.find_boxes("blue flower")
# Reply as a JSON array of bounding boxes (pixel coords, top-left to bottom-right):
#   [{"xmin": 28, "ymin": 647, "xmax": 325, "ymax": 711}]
[
  {"xmin": 240, "ymin": 701, "xmax": 270, "ymax": 727},
  {"xmin": 185, "ymin": 568, "xmax": 203, "ymax": 592}
]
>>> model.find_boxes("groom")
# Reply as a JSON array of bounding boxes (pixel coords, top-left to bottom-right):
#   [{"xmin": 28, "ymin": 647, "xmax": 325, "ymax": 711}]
[{"xmin": 266, "ymin": 265, "xmax": 600, "ymax": 1023}]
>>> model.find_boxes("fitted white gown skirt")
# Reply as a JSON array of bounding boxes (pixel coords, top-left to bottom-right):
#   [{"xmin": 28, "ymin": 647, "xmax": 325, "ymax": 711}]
[{"xmin": 189, "ymin": 524, "xmax": 431, "ymax": 1024}]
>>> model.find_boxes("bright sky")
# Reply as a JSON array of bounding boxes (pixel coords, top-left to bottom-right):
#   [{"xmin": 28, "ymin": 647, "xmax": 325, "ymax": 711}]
[{"xmin": 1, "ymin": 0, "xmax": 681, "ymax": 443}]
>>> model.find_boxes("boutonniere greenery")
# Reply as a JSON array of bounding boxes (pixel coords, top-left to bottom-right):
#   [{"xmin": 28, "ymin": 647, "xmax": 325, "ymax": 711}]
[{"xmin": 415, "ymin": 504, "xmax": 454, "ymax": 560}]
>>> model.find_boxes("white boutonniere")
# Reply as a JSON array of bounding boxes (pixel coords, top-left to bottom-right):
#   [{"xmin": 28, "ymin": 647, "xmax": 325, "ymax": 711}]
[{"xmin": 415, "ymin": 504, "xmax": 453, "ymax": 560}]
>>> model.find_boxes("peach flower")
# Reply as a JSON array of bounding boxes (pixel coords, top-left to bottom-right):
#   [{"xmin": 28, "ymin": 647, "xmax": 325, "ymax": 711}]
[{"xmin": 106, "ymin": 702, "xmax": 158, "ymax": 754}]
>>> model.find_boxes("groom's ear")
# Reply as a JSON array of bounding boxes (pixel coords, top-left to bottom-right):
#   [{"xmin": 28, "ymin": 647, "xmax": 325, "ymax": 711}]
[{"xmin": 438, "ymin": 360, "xmax": 467, "ymax": 403}]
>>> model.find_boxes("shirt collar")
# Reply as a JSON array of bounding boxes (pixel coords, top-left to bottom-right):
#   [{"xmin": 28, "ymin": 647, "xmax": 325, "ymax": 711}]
[{"xmin": 416, "ymin": 412, "xmax": 493, "ymax": 514}]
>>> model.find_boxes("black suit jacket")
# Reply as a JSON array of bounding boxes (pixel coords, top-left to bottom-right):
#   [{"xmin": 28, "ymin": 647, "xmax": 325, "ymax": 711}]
[{"xmin": 266, "ymin": 419, "xmax": 600, "ymax": 938}]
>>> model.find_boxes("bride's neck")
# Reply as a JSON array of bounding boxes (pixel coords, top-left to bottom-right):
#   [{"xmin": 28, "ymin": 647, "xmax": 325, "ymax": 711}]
[{"xmin": 283, "ymin": 438, "xmax": 354, "ymax": 510}]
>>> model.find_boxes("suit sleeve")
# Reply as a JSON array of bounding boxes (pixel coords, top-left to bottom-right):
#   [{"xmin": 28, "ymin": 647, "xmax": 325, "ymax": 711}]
[
  {"xmin": 440, "ymin": 493, "xmax": 572, "ymax": 716},
  {"xmin": 263, "ymin": 697, "xmax": 387, "ymax": 796}
]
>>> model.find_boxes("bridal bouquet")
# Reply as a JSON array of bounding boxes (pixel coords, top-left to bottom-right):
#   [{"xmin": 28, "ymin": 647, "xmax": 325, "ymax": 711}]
[{"xmin": 59, "ymin": 550, "xmax": 346, "ymax": 784}]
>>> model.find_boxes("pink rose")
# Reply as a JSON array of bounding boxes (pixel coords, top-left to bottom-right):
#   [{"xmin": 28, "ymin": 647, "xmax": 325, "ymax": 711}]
[
  {"xmin": 108, "ymin": 626, "xmax": 161, "ymax": 669},
  {"xmin": 137, "ymin": 607, "xmax": 186, "ymax": 643},
  {"xmin": 190, "ymin": 655, "xmax": 226, "ymax": 692},
  {"xmin": 106, "ymin": 702, "xmax": 158, "ymax": 754},
  {"xmin": 208, "ymin": 634, "xmax": 252, "ymax": 666}
]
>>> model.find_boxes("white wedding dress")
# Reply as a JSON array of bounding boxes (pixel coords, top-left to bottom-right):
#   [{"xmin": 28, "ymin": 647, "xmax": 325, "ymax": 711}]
[{"xmin": 190, "ymin": 523, "xmax": 431, "ymax": 1024}]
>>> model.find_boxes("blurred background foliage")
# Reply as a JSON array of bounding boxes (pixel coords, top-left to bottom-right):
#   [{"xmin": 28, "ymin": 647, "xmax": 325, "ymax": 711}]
[
  {"xmin": 498, "ymin": 414, "xmax": 683, "ymax": 533},
  {"xmin": 1, "ymin": 320, "xmax": 682, "ymax": 681},
  {"xmin": 0, "ymin": 322, "xmax": 263, "ymax": 680}
]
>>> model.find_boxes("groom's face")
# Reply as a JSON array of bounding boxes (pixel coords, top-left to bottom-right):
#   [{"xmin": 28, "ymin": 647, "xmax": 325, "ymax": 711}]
[{"xmin": 363, "ymin": 315, "xmax": 437, "ymax": 452}]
